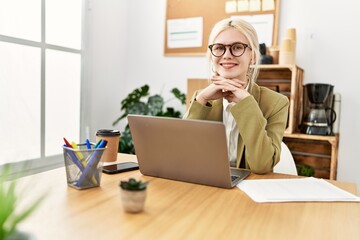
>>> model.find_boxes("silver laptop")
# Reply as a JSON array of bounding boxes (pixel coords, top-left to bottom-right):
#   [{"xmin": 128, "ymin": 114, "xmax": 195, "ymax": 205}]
[{"xmin": 127, "ymin": 114, "xmax": 250, "ymax": 188}]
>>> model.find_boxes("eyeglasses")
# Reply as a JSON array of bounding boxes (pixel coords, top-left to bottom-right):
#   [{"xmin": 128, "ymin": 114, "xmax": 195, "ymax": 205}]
[{"xmin": 208, "ymin": 42, "xmax": 251, "ymax": 57}]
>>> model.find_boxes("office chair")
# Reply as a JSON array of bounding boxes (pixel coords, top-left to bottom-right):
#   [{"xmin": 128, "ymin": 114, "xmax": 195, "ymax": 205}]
[{"xmin": 273, "ymin": 142, "xmax": 298, "ymax": 175}]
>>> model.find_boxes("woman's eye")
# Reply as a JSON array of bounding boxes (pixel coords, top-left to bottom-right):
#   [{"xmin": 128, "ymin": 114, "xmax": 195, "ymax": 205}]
[
  {"xmin": 233, "ymin": 44, "xmax": 244, "ymax": 51},
  {"xmin": 215, "ymin": 46, "xmax": 224, "ymax": 51}
]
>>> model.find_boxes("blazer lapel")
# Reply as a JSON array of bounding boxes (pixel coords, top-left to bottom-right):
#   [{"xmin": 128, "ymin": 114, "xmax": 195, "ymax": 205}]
[{"xmin": 235, "ymin": 81, "xmax": 261, "ymax": 168}]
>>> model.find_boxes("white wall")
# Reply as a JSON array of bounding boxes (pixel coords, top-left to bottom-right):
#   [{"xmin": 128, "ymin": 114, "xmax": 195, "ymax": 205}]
[
  {"xmin": 85, "ymin": 0, "xmax": 129, "ymax": 136},
  {"xmin": 86, "ymin": 0, "xmax": 360, "ymax": 189},
  {"xmin": 278, "ymin": 0, "xmax": 360, "ymax": 189}
]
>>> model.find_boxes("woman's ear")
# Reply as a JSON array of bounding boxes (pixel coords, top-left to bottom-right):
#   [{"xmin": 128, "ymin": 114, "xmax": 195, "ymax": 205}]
[
  {"xmin": 252, "ymin": 51, "xmax": 257, "ymax": 64},
  {"xmin": 249, "ymin": 59, "xmax": 255, "ymax": 66}
]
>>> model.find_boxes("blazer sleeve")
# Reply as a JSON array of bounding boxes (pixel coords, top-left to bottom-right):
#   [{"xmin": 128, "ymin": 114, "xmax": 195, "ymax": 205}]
[
  {"xmin": 183, "ymin": 91, "xmax": 223, "ymax": 122},
  {"xmin": 230, "ymin": 92, "xmax": 289, "ymax": 174}
]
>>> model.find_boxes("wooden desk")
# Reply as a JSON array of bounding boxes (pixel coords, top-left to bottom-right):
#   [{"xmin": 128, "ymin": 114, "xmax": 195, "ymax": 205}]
[{"xmin": 19, "ymin": 154, "xmax": 360, "ymax": 240}]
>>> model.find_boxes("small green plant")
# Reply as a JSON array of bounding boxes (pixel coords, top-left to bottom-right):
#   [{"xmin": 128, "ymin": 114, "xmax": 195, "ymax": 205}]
[
  {"xmin": 113, "ymin": 84, "xmax": 186, "ymax": 154},
  {"xmin": 119, "ymin": 178, "xmax": 148, "ymax": 191},
  {"xmin": 297, "ymin": 164, "xmax": 315, "ymax": 177},
  {"xmin": 0, "ymin": 165, "xmax": 45, "ymax": 239}
]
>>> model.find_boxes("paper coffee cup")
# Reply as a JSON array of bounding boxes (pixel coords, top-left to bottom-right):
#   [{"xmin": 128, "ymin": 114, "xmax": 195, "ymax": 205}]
[
  {"xmin": 279, "ymin": 51, "xmax": 295, "ymax": 65},
  {"xmin": 269, "ymin": 48, "xmax": 279, "ymax": 64},
  {"xmin": 280, "ymin": 39, "xmax": 293, "ymax": 52},
  {"xmin": 285, "ymin": 28, "xmax": 296, "ymax": 40},
  {"xmin": 285, "ymin": 28, "xmax": 297, "ymax": 55},
  {"xmin": 96, "ymin": 129, "xmax": 121, "ymax": 162}
]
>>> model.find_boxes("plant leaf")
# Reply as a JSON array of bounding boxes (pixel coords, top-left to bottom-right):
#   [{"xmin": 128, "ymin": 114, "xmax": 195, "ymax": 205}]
[
  {"xmin": 112, "ymin": 115, "xmax": 125, "ymax": 126},
  {"xmin": 171, "ymin": 88, "xmax": 186, "ymax": 105},
  {"xmin": 115, "ymin": 85, "xmax": 149, "ymax": 126},
  {"xmin": 120, "ymin": 178, "xmax": 148, "ymax": 191},
  {"xmin": 127, "ymin": 102, "xmax": 148, "ymax": 115},
  {"xmin": 158, "ymin": 107, "xmax": 181, "ymax": 118},
  {"xmin": 120, "ymin": 85, "xmax": 149, "ymax": 111},
  {"xmin": 120, "ymin": 125, "xmax": 135, "ymax": 154},
  {"xmin": 114, "ymin": 85, "xmax": 186, "ymax": 155},
  {"xmin": 8, "ymin": 194, "xmax": 46, "ymax": 235},
  {"xmin": 0, "ymin": 180, "xmax": 17, "ymax": 230},
  {"xmin": 147, "ymin": 95, "xmax": 164, "ymax": 116},
  {"xmin": 0, "ymin": 164, "xmax": 46, "ymax": 239}
]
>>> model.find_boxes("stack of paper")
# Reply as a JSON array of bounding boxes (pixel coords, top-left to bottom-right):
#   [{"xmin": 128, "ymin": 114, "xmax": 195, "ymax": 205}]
[{"xmin": 237, "ymin": 177, "xmax": 360, "ymax": 203}]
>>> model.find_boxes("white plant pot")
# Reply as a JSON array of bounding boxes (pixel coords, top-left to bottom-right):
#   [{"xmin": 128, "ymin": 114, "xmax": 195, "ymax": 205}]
[{"xmin": 120, "ymin": 188, "xmax": 147, "ymax": 213}]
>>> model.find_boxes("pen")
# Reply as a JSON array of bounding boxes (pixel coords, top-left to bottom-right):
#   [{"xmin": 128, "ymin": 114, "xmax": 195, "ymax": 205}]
[
  {"xmin": 86, "ymin": 139, "xmax": 91, "ymax": 149},
  {"xmin": 63, "ymin": 137, "xmax": 73, "ymax": 148},
  {"xmin": 71, "ymin": 142, "xmax": 97, "ymax": 185},
  {"xmin": 63, "ymin": 138, "xmax": 97, "ymax": 185},
  {"xmin": 73, "ymin": 143, "xmax": 99, "ymax": 186},
  {"xmin": 96, "ymin": 139, "xmax": 107, "ymax": 149},
  {"xmin": 71, "ymin": 141, "xmax": 85, "ymax": 160},
  {"xmin": 77, "ymin": 150, "xmax": 104, "ymax": 187},
  {"xmin": 94, "ymin": 139, "xmax": 102, "ymax": 148},
  {"xmin": 77, "ymin": 139, "xmax": 107, "ymax": 187},
  {"xmin": 64, "ymin": 144, "xmax": 84, "ymax": 171}
]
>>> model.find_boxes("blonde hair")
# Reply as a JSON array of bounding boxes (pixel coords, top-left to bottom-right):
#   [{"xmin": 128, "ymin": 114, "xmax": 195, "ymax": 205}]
[{"xmin": 207, "ymin": 18, "xmax": 260, "ymax": 83}]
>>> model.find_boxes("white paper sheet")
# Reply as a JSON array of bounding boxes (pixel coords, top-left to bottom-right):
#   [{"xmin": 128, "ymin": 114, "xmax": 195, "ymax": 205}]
[
  {"xmin": 231, "ymin": 14, "xmax": 273, "ymax": 47},
  {"xmin": 167, "ymin": 17, "xmax": 203, "ymax": 49},
  {"xmin": 237, "ymin": 177, "xmax": 360, "ymax": 203}
]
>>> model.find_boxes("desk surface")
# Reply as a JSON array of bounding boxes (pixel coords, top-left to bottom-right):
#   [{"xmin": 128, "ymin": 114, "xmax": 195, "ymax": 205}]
[{"xmin": 19, "ymin": 154, "xmax": 360, "ymax": 240}]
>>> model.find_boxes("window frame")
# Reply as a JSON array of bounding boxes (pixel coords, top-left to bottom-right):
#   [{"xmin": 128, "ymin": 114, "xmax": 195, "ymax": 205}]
[{"xmin": 0, "ymin": 0, "xmax": 86, "ymax": 178}]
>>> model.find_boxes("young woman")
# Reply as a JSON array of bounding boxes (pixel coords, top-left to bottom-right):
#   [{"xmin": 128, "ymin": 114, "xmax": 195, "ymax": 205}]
[{"xmin": 184, "ymin": 18, "xmax": 289, "ymax": 174}]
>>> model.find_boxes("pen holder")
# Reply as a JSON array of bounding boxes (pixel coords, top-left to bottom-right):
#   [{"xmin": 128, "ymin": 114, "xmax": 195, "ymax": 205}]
[{"xmin": 62, "ymin": 144, "xmax": 106, "ymax": 190}]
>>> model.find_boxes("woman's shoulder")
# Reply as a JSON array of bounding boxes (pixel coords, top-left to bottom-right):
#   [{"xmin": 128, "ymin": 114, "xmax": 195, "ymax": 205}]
[
  {"xmin": 262, "ymin": 86, "xmax": 287, "ymax": 98},
  {"xmin": 253, "ymin": 83, "xmax": 289, "ymax": 106}
]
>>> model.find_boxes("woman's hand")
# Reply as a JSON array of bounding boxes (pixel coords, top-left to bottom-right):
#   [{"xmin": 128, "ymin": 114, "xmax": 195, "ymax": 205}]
[
  {"xmin": 213, "ymin": 75, "xmax": 250, "ymax": 103},
  {"xmin": 196, "ymin": 76, "xmax": 250, "ymax": 105},
  {"xmin": 195, "ymin": 80, "xmax": 231, "ymax": 105}
]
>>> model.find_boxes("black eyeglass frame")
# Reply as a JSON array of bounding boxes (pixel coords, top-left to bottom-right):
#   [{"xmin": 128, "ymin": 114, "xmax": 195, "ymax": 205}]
[{"xmin": 208, "ymin": 42, "xmax": 252, "ymax": 57}]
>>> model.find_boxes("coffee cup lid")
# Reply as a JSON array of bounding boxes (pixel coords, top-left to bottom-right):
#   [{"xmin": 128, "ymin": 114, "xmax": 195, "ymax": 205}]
[{"xmin": 96, "ymin": 129, "xmax": 121, "ymax": 136}]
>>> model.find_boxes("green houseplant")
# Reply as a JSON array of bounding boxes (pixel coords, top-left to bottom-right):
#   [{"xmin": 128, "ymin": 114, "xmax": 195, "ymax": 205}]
[
  {"xmin": 0, "ymin": 166, "xmax": 45, "ymax": 240},
  {"xmin": 113, "ymin": 84, "xmax": 186, "ymax": 154},
  {"xmin": 119, "ymin": 178, "xmax": 148, "ymax": 191},
  {"xmin": 297, "ymin": 164, "xmax": 315, "ymax": 177},
  {"xmin": 119, "ymin": 178, "xmax": 149, "ymax": 213}
]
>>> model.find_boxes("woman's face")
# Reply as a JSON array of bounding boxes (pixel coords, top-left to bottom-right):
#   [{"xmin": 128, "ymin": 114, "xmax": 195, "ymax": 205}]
[{"xmin": 212, "ymin": 28, "xmax": 252, "ymax": 81}]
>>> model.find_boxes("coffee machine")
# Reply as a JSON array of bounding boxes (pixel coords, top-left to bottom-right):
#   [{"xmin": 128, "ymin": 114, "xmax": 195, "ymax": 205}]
[{"xmin": 301, "ymin": 83, "xmax": 336, "ymax": 135}]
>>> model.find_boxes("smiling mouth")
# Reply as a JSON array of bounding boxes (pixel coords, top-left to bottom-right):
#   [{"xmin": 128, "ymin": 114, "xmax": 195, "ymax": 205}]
[{"xmin": 220, "ymin": 63, "xmax": 238, "ymax": 69}]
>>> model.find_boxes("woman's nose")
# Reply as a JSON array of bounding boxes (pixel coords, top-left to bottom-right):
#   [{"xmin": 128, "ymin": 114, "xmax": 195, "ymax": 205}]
[{"xmin": 223, "ymin": 46, "xmax": 233, "ymax": 58}]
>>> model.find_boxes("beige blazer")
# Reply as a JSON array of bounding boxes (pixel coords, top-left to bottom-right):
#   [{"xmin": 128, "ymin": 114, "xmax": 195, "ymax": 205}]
[{"xmin": 183, "ymin": 81, "xmax": 289, "ymax": 174}]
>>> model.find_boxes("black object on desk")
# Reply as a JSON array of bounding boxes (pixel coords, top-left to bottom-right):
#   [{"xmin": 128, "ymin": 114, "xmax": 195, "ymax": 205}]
[{"xmin": 102, "ymin": 162, "xmax": 139, "ymax": 174}]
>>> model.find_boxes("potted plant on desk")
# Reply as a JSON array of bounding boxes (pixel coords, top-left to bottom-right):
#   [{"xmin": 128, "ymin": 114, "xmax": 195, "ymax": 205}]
[
  {"xmin": 0, "ymin": 166, "xmax": 45, "ymax": 240},
  {"xmin": 119, "ymin": 178, "xmax": 148, "ymax": 213}
]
